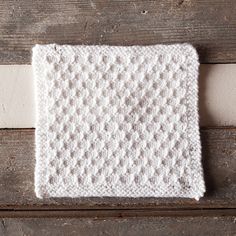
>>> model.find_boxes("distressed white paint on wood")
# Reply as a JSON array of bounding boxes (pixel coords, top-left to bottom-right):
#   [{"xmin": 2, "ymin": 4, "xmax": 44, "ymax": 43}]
[
  {"xmin": 0, "ymin": 64, "xmax": 235, "ymax": 128},
  {"xmin": 0, "ymin": 65, "xmax": 35, "ymax": 128},
  {"xmin": 199, "ymin": 65, "xmax": 236, "ymax": 126}
]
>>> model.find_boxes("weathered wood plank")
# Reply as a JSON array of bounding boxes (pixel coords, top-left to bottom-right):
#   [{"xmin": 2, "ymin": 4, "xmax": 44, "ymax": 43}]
[
  {"xmin": 0, "ymin": 216, "xmax": 235, "ymax": 236},
  {"xmin": 0, "ymin": 128, "xmax": 235, "ymax": 209},
  {"xmin": 0, "ymin": 0, "xmax": 236, "ymax": 64},
  {"xmin": 1, "ymin": 64, "xmax": 236, "ymax": 128}
]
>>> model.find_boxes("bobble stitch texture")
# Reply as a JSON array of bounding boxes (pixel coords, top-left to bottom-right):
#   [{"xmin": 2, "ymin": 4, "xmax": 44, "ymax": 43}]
[{"xmin": 33, "ymin": 44, "xmax": 205, "ymax": 200}]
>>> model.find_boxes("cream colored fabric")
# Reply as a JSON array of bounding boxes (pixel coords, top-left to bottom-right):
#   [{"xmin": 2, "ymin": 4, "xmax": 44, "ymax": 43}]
[{"xmin": 33, "ymin": 44, "xmax": 205, "ymax": 200}]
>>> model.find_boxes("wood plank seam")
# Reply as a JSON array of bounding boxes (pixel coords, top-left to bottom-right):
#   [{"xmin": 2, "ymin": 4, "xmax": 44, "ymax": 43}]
[{"xmin": 0, "ymin": 209, "xmax": 235, "ymax": 218}]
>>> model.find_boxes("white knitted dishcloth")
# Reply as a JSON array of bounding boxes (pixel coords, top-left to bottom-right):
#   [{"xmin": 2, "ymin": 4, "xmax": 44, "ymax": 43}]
[{"xmin": 33, "ymin": 44, "xmax": 205, "ymax": 200}]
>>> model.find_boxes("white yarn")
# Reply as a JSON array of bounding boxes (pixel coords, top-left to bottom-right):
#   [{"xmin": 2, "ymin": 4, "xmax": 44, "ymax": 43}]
[{"xmin": 32, "ymin": 44, "xmax": 205, "ymax": 200}]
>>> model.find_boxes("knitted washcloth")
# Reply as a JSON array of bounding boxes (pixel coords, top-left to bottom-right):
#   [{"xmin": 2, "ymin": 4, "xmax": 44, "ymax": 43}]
[{"xmin": 33, "ymin": 44, "xmax": 205, "ymax": 200}]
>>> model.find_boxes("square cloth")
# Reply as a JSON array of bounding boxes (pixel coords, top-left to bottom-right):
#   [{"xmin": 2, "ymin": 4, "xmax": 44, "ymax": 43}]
[{"xmin": 33, "ymin": 44, "xmax": 205, "ymax": 200}]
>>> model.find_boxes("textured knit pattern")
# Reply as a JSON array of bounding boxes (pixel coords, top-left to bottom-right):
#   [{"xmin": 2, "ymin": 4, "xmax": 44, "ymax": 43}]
[{"xmin": 32, "ymin": 44, "xmax": 205, "ymax": 200}]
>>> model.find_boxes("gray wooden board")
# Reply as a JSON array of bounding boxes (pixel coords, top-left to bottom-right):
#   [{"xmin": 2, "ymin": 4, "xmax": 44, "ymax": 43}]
[
  {"xmin": 0, "ymin": 128, "xmax": 235, "ymax": 209},
  {"xmin": 0, "ymin": 0, "xmax": 236, "ymax": 64},
  {"xmin": 0, "ymin": 216, "xmax": 236, "ymax": 236}
]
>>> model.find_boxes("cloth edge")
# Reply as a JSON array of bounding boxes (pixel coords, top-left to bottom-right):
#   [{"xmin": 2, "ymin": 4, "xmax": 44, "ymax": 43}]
[{"xmin": 32, "ymin": 43, "xmax": 205, "ymax": 200}]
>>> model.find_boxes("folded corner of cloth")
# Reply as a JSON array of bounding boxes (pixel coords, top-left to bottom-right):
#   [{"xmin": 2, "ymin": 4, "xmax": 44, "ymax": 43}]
[{"xmin": 32, "ymin": 43, "xmax": 205, "ymax": 200}]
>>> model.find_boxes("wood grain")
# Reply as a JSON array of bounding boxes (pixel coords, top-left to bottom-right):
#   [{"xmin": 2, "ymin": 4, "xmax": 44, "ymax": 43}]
[
  {"xmin": 0, "ymin": 216, "xmax": 235, "ymax": 236},
  {"xmin": 0, "ymin": 128, "xmax": 235, "ymax": 210},
  {"xmin": 0, "ymin": 0, "xmax": 236, "ymax": 64}
]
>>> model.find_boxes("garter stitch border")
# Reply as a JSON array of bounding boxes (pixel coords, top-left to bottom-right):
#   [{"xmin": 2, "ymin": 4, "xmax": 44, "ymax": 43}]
[{"xmin": 33, "ymin": 43, "xmax": 205, "ymax": 200}]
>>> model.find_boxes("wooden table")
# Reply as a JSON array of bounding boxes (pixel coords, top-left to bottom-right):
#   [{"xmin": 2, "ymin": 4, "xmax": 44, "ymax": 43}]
[{"xmin": 0, "ymin": 1, "xmax": 235, "ymax": 235}]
